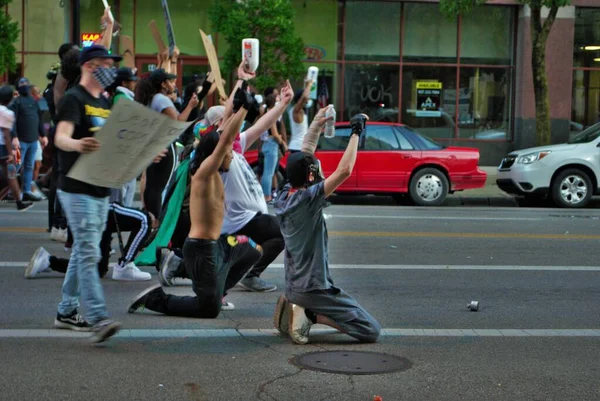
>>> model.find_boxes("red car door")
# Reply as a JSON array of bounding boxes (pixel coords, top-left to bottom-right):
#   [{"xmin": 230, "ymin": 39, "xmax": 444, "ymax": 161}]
[
  {"xmin": 314, "ymin": 127, "xmax": 357, "ymax": 190},
  {"xmin": 357, "ymin": 125, "xmax": 421, "ymax": 191}
]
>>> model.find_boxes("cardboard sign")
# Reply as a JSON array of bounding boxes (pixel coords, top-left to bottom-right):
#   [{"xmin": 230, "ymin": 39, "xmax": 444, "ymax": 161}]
[
  {"xmin": 161, "ymin": 0, "xmax": 176, "ymax": 57},
  {"xmin": 148, "ymin": 20, "xmax": 168, "ymax": 53},
  {"xmin": 120, "ymin": 35, "xmax": 135, "ymax": 69},
  {"xmin": 68, "ymin": 99, "xmax": 194, "ymax": 188},
  {"xmin": 416, "ymin": 81, "xmax": 442, "ymax": 117},
  {"xmin": 200, "ymin": 29, "xmax": 227, "ymax": 100}
]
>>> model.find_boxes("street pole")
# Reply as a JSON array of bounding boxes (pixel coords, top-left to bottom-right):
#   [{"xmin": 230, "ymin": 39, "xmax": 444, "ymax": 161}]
[{"xmin": 72, "ymin": 0, "xmax": 80, "ymax": 46}]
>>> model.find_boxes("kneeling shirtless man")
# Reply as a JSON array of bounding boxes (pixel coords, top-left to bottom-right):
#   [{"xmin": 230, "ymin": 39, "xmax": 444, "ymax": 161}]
[
  {"xmin": 273, "ymin": 111, "xmax": 381, "ymax": 344},
  {"xmin": 128, "ymin": 87, "xmax": 258, "ymax": 318}
]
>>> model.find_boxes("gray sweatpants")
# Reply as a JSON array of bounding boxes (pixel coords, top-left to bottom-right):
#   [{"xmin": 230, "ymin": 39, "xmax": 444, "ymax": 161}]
[{"xmin": 286, "ymin": 286, "xmax": 381, "ymax": 343}]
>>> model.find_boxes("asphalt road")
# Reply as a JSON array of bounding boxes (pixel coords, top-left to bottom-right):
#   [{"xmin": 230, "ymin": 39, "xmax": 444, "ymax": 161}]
[{"xmin": 0, "ymin": 201, "xmax": 599, "ymax": 401}]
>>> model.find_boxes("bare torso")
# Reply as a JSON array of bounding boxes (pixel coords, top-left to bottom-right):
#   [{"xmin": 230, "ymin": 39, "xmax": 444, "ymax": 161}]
[{"xmin": 188, "ymin": 171, "xmax": 224, "ymax": 240}]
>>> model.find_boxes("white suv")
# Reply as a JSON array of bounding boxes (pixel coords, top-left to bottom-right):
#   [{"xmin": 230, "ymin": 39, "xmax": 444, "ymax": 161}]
[{"xmin": 497, "ymin": 123, "xmax": 600, "ymax": 208}]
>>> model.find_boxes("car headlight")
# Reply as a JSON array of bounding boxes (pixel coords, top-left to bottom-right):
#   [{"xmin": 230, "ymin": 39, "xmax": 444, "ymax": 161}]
[{"xmin": 517, "ymin": 151, "xmax": 551, "ymax": 164}]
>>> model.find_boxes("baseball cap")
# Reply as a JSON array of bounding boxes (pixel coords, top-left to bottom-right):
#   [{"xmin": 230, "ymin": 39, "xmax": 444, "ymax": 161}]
[
  {"xmin": 150, "ymin": 68, "xmax": 177, "ymax": 86},
  {"xmin": 114, "ymin": 67, "xmax": 137, "ymax": 86},
  {"xmin": 79, "ymin": 44, "xmax": 122, "ymax": 64},
  {"xmin": 0, "ymin": 85, "xmax": 14, "ymax": 104},
  {"xmin": 205, "ymin": 106, "xmax": 225, "ymax": 126},
  {"xmin": 17, "ymin": 77, "xmax": 30, "ymax": 86}
]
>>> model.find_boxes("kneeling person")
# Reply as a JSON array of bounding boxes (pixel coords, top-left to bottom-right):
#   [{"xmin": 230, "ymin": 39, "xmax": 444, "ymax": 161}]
[
  {"xmin": 273, "ymin": 113, "xmax": 381, "ymax": 344},
  {"xmin": 128, "ymin": 88, "xmax": 256, "ymax": 318}
]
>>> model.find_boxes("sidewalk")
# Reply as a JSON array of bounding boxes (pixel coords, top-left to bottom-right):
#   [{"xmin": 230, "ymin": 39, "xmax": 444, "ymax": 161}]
[{"xmin": 445, "ymin": 166, "xmax": 516, "ymax": 206}]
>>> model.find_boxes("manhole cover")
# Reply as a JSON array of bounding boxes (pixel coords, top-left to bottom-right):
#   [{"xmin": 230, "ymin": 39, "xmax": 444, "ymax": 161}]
[{"xmin": 290, "ymin": 351, "xmax": 412, "ymax": 375}]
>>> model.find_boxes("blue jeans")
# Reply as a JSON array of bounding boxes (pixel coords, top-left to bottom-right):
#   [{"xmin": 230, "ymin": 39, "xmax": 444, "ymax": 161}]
[
  {"xmin": 19, "ymin": 140, "xmax": 38, "ymax": 193},
  {"xmin": 260, "ymin": 140, "xmax": 279, "ymax": 196},
  {"xmin": 57, "ymin": 190, "xmax": 110, "ymax": 324}
]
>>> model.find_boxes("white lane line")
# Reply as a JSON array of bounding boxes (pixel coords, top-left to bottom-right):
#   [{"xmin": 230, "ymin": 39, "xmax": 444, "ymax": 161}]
[
  {"xmin": 0, "ymin": 328, "xmax": 598, "ymax": 338},
  {"xmin": 327, "ymin": 214, "xmax": 543, "ymax": 221},
  {"xmin": 2, "ymin": 262, "xmax": 600, "ymax": 271}
]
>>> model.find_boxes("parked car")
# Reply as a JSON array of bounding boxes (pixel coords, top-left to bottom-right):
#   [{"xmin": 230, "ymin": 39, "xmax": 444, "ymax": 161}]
[
  {"xmin": 244, "ymin": 122, "xmax": 487, "ymax": 206},
  {"xmin": 497, "ymin": 122, "xmax": 600, "ymax": 208}
]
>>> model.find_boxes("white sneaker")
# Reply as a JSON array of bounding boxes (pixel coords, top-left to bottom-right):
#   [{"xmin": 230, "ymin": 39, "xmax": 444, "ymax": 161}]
[
  {"xmin": 112, "ymin": 262, "xmax": 152, "ymax": 281},
  {"xmin": 57, "ymin": 228, "xmax": 68, "ymax": 243},
  {"xmin": 221, "ymin": 298, "xmax": 235, "ymax": 311},
  {"xmin": 288, "ymin": 304, "xmax": 312, "ymax": 345},
  {"xmin": 50, "ymin": 227, "xmax": 60, "ymax": 241},
  {"xmin": 25, "ymin": 247, "xmax": 51, "ymax": 278}
]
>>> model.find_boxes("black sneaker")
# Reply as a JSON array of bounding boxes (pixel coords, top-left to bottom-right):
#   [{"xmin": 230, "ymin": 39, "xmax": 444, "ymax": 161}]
[
  {"xmin": 128, "ymin": 283, "xmax": 163, "ymax": 313},
  {"xmin": 54, "ymin": 311, "xmax": 92, "ymax": 332},
  {"xmin": 16, "ymin": 201, "xmax": 34, "ymax": 212},
  {"xmin": 91, "ymin": 319, "xmax": 122, "ymax": 344}
]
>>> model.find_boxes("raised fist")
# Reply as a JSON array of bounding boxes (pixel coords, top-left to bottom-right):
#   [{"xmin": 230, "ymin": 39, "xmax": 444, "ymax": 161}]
[
  {"xmin": 350, "ymin": 114, "xmax": 368, "ymax": 137},
  {"xmin": 233, "ymin": 84, "xmax": 254, "ymax": 113}
]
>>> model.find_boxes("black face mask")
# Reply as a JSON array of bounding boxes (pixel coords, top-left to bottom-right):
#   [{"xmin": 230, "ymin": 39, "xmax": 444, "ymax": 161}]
[{"xmin": 18, "ymin": 85, "xmax": 30, "ymax": 96}]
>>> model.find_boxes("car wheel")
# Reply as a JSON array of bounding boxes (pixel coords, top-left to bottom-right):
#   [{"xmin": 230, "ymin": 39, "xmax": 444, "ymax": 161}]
[
  {"xmin": 551, "ymin": 169, "xmax": 592, "ymax": 208},
  {"xmin": 409, "ymin": 168, "xmax": 449, "ymax": 206}
]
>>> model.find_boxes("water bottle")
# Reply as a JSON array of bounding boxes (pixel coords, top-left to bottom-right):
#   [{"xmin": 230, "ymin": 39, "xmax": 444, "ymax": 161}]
[
  {"xmin": 307, "ymin": 66, "xmax": 319, "ymax": 100},
  {"xmin": 242, "ymin": 38, "xmax": 260, "ymax": 72},
  {"xmin": 324, "ymin": 105, "xmax": 336, "ymax": 138}
]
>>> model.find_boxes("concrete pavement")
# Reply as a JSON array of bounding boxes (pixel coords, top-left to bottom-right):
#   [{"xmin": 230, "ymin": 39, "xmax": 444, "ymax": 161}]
[{"xmin": 0, "ymin": 204, "xmax": 599, "ymax": 400}]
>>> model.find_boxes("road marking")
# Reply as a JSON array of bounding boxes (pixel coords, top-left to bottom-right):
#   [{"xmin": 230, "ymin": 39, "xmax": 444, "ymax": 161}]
[
  {"xmin": 0, "ymin": 227, "xmax": 47, "ymax": 233},
  {"xmin": 0, "ymin": 328, "xmax": 598, "ymax": 339},
  {"xmin": 2, "ymin": 261, "xmax": 600, "ymax": 271},
  {"xmin": 328, "ymin": 214, "xmax": 543, "ymax": 221},
  {"xmin": 2, "ymin": 227, "xmax": 600, "ymax": 240},
  {"xmin": 329, "ymin": 231, "xmax": 600, "ymax": 240}
]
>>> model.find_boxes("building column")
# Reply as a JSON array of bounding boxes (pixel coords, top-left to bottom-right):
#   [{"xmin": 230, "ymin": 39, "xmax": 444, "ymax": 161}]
[{"xmin": 514, "ymin": 5, "xmax": 575, "ymax": 150}]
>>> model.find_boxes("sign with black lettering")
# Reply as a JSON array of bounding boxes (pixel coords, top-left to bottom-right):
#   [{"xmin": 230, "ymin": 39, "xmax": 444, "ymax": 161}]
[
  {"xmin": 161, "ymin": 0, "xmax": 176, "ymax": 57},
  {"xmin": 416, "ymin": 81, "xmax": 442, "ymax": 117}
]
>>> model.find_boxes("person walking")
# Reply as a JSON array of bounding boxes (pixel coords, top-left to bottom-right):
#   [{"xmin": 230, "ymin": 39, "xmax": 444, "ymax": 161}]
[{"xmin": 53, "ymin": 44, "xmax": 122, "ymax": 343}]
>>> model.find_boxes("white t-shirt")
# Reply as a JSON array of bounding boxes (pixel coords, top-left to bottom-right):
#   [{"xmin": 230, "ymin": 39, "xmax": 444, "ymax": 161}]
[
  {"xmin": 0, "ymin": 105, "xmax": 15, "ymax": 146},
  {"xmin": 288, "ymin": 107, "xmax": 307, "ymax": 151},
  {"xmin": 151, "ymin": 93, "xmax": 177, "ymax": 114},
  {"xmin": 220, "ymin": 131, "xmax": 268, "ymax": 234}
]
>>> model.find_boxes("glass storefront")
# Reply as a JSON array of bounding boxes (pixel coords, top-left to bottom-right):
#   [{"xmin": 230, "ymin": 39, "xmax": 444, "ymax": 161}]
[{"xmin": 573, "ymin": 8, "xmax": 600, "ymax": 129}]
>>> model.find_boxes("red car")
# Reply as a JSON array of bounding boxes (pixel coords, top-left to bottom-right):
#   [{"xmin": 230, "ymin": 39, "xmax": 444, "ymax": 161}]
[{"xmin": 245, "ymin": 122, "xmax": 487, "ymax": 206}]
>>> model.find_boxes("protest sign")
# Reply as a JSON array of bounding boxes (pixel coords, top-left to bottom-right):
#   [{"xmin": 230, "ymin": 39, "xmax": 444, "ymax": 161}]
[
  {"xmin": 68, "ymin": 99, "xmax": 194, "ymax": 188},
  {"xmin": 161, "ymin": 0, "xmax": 176, "ymax": 57},
  {"xmin": 120, "ymin": 35, "xmax": 135, "ymax": 68},
  {"xmin": 200, "ymin": 29, "xmax": 227, "ymax": 100}
]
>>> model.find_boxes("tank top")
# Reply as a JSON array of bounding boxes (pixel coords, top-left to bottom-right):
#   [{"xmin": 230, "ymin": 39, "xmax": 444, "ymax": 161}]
[{"xmin": 288, "ymin": 107, "xmax": 308, "ymax": 151}]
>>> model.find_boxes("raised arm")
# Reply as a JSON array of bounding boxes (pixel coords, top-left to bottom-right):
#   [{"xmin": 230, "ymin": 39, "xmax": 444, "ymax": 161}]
[
  {"xmin": 301, "ymin": 105, "xmax": 333, "ymax": 154},
  {"xmin": 243, "ymin": 80, "xmax": 293, "ymax": 151},
  {"xmin": 222, "ymin": 62, "xmax": 255, "ymax": 124},
  {"xmin": 97, "ymin": 7, "xmax": 115, "ymax": 50},
  {"xmin": 196, "ymin": 89, "xmax": 252, "ymax": 178},
  {"xmin": 324, "ymin": 114, "xmax": 368, "ymax": 198},
  {"xmin": 292, "ymin": 79, "xmax": 312, "ymax": 122}
]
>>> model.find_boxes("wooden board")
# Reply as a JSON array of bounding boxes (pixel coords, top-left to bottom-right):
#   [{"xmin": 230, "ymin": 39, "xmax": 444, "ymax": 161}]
[
  {"xmin": 200, "ymin": 29, "xmax": 227, "ymax": 100},
  {"xmin": 148, "ymin": 20, "xmax": 167, "ymax": 53},
  {"xmin": 120, "ymin": 35, "xmax": 135, "ymax": 69}
]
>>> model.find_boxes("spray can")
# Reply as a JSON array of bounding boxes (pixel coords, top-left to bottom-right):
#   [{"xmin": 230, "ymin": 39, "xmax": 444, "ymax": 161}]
[
  {"xmin": 307, "ymin": 66, "xmax": 319, "ymax": 100},
  {"xmin": 242, "ymin": 38, "xmax": 260, "ymax": 73},
  {"xmin": 324, "ymin": 105, "xmax": 336, "ymax": 138}
]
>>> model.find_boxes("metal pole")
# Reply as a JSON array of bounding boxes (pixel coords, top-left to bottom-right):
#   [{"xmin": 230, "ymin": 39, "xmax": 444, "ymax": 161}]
[{"xmin": 72, "ymin": 0, "xmax": 80, "ymax": 46}]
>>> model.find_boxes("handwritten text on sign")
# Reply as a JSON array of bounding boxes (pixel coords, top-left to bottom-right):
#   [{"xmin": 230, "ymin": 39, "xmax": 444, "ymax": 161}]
[{"xmin": 68, "ymin": 99, "xmax": 193, "ymax": 188}]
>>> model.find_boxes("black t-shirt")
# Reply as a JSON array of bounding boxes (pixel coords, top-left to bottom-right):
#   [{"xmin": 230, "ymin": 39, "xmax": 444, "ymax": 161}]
[{"xmin": 56, "ymin": 85, "xmax": 111, "ymax": 198}]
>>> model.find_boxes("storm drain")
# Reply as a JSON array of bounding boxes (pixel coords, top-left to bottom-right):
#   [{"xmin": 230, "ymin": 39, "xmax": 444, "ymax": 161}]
[{"xmin": 290, "ymin": 351, "xmax": 412, "ymax": 375}]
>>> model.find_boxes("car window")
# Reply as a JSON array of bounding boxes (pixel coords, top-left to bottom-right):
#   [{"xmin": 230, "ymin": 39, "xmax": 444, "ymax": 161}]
[
  {"xmin": 398, "ymin": 126, "xmax": 444, "ymax": 150},
  {"xmin": 318, "ymin": 127, "xmax": 351, "ymax": 150},
  {"xmin": 568, "ymin": 122, "xmax": 600, "ymax": 144},
  {"xmin": 394, "ymin": 129, "xmax": 415, "ymax": 150},
  {"xmin": 365, "ymin": 126, "xmax": 400, "ymax": 150}
]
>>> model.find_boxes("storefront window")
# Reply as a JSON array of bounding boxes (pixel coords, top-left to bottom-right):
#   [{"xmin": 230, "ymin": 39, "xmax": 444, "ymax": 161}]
[
  {"xmin": 401, "ymin": 66, "xmax": 457, "ymax": 139},
  {"xmin": 344, "ymin": 1, "xmax": 401, "ymax": 62},
  {"xmin": 344, "ymin": 64, "xmax": 399, "ymax": 122},
  {"xmin": 403, "ymin": 3, "xmax": 457, "ymax": 64},
  {"xmin": 460, "ymin": 6, "xmax": 514, "ymax": 65},
  {"xmin": 574, "ymin": 8, "xmax": 600, "ymax": 68},
  {"xmin": 293, "ymin": 0, "xmax": 340, "ymax": 62},
  {"xmin": 457, "ymin": 68, "xmax": 511, "ymax": 140}
]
